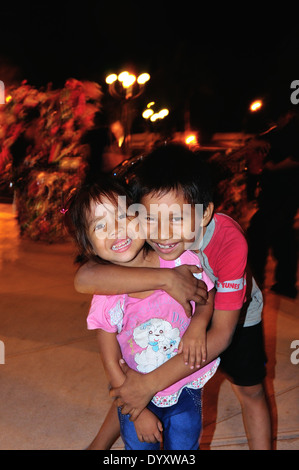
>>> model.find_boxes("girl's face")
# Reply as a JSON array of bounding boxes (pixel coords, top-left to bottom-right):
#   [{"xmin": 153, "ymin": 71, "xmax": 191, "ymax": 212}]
[{"xmin": 87, "ymin": 195, "xmax": 144, "ymax": 265}]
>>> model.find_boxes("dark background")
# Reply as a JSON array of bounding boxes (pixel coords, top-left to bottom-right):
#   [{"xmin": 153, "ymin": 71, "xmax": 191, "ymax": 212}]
[{"xmin": 1, "ymin": 2, "xmax": 299, "ymax": 136}]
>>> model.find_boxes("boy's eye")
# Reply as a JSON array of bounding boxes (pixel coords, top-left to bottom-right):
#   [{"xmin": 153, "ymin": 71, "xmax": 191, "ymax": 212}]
[
  {"xmin": 171, "ymin": 216, "xmax": 183, "ymax": 222},
  {"xmin": 118, "ymin": 212, "xmax": 127, "ymax": 220},
  {"xmin": 146, "ymin": 216, "xmax": 157, "ymax": 223}
]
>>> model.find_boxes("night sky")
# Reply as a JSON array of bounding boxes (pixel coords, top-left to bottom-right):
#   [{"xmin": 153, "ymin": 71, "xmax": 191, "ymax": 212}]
[{"xmin": 1, "ymin": 2, "xmax": 299, "ymax": 135}]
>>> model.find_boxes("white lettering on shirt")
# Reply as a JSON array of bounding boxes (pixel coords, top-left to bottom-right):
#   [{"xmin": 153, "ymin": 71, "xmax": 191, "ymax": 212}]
[{"xmin": 216, "ymin": 278, "xmax": 245, "ymax": 293}]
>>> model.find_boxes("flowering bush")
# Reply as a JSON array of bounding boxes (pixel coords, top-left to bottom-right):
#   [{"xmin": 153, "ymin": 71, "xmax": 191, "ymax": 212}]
[{"xmin": 0, "ymin": 79, "xmax": 102, "ymax": 241}]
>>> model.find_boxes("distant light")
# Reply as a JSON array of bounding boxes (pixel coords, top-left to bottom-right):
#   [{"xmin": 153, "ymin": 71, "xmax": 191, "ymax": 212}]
[
  {"xmin": 5, "ymin": 95, "xmax": 12, "ymax": 103},
  {"xmin": 158, "ymin": 108, "xmax": 169, "ymax": 119},
  {"xmin": 142, "ymin": 109, "xmax": 154, "ymax": 119},
  {"xmin": 150, "ymin": 113, "xmax": 159, "ymax": 122},
  {"xmin": 149, "ymin": 108, "xmax": 170, "ymax": 122},
  {"xmin": 122, "ymin": 74, "xmax": 136, "ymax": 88},
  {"xmin": 137, "ymin": 73, "xmax": 150, "ymax": 84},
  {"xmin": 250, "ymin": 100, "xmax": 262, "ymax": 112},
  {"xmin": 118, "ymin": 71, "xmax": 130, "ymax": 82},
  {"xmin": 185, "ymin": 134, "xmax": 197, "ymax": 145},
  {"xmin": 147, "ymin": 101, "xmax": 155, "ymax": 108},
  {"xmin": 105, "ymin": 74, "xmax": 117, "ymax": 85}
]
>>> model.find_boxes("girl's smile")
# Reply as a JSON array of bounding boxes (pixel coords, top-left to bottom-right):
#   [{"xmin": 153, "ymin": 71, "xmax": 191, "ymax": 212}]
[
  {"xmin": 111, "ymin": 238, "xmax": 133, "ymax": 252},
  {"xmin": 87, "ymin": 197, "xmax": 145, "ymax": 265}
]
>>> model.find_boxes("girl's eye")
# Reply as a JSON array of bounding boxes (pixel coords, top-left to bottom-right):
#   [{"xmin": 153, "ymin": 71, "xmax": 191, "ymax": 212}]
[
  {"xmin": 172, "ymin": 216, "xmax": 183, "ymax": 222},
  {"xmin": 146, "ymin": 216, "xmax": 156, "ymax": 223},
  {"xmin": 95, "ymin": 222, "xmax": 106, "ymax": 231},
  {"xmin": 118, "ymin": 213, "xmax": 127, "ymax": 220}
]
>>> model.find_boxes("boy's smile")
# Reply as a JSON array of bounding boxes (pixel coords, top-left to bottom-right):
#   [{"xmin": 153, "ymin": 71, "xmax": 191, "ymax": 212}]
[
  {"xmin": 140, "ymin": 189, "xmax": 205, "ymax": 260},
  {"xmin": 153, "ymin": 241, "xmax": 181, "ymax": 254}
]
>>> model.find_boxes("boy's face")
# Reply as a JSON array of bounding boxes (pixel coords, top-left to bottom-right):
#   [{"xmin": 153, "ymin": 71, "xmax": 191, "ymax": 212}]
[{"xmin": 140, "ymin": 189, "xmax": 207, "ymax": 260}]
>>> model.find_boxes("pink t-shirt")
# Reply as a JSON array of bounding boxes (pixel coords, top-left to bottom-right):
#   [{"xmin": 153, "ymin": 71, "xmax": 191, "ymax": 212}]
[{"xmin": 87, "ymin": 250, "xmax": 220, "ymax": 407}]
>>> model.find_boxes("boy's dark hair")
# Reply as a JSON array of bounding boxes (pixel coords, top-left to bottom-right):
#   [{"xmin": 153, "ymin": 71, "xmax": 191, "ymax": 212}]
[
  {"xmin": 130, "ymin": 143, "xmax": 214, "ymax": 211},
  {"xmin": 65, "ymin": 175, "xmax": 132, "ymax": 264}
]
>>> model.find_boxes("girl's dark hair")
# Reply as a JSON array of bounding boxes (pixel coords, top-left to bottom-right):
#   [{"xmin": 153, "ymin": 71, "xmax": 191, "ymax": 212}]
[
  {"xmin": 65, "ymin": 174, "xmax": 132, "ymax": 264},
  {"xmin": 130, "ymin": 143, "xmax": 214, "ymax": 211}
]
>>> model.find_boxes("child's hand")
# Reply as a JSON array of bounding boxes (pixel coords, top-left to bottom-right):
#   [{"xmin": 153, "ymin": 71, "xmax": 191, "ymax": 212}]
[
  {"xmin": 164, "ymin": 265, "xmax": 208, "ymax": 317},
  {"xmin": 134, "ymin": 408, "xmax": 163, "ymax": 444},
  {"xmin": 178, "ymin": 328, "xmax": 207, "ymax": 370}
]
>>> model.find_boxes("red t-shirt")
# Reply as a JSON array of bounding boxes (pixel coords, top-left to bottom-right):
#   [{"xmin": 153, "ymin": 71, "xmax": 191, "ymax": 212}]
[{"xmin": 200, "ymin": 213, "xmax": 248, "ymax": 311}]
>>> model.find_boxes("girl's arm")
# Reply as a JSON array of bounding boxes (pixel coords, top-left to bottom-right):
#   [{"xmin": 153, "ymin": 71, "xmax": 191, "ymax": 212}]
[
  {"xmin": 179, "ymin": 288, "xmax": 215, "ymax": 368},
  {"xmin": 96, "ymin": 329, "xmax": 126, "ymax": 387},
  {"xmin": 75, "ymin": 261, "xmax": 208, "ymax": 317}
]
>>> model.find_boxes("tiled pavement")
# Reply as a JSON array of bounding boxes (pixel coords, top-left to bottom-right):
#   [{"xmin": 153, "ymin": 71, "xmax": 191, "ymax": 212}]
[{"xmin": 0, "ymin": 203, "xmax": 298, "ymax": 450}]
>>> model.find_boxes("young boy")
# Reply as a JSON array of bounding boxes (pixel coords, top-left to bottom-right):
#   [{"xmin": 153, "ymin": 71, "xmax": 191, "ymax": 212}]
[{"xmin": 75, "ymin": 144, "xmax": 271, "ymax": 450}]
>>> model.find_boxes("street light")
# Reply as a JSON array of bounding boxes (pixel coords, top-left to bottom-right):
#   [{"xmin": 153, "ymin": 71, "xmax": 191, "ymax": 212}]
[
  {"xmin": 142, "ymin": 102, "xmax": 169, "ymax": 122},
  {"xmin": 158, "ymin": 109, "xmax": 169, "ymax": 119},
  {"xmin": 105, "ymin": 74, "xmax": 117, "ymax": 85},
  {"xmin": 105, "ymin": 71, "xmax": 151, "ymax": 100},
  {"xmin": 105, "ymin": 70, "xmax": 151, "ymax": 153},
  {"xmin": 185, "ymin": 134, "xmax": 197, "ymax": 145},
  {"xmin": 137, "ymin": 73, "xmax": 150, "ymax": 85},
  {"xmin": 250, "ymin": 100, "xmax": 263, "ymax": 112},
  {"xmin": 142, "ymin": 109, "xmax": 154, "ymax": 119},
  {"xmin": 118, "ymin": 71, "xmax": 130, "ymax": 83}
]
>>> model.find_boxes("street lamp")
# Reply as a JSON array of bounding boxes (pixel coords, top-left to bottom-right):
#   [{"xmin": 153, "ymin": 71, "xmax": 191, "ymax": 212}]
[
  {"xmin": 142, "ymin": 102, "xmax": 169, "ymax": 122},
  {"xmin": 250, "ymin": 99, "xmax": 263, "ymax": 112},
  {"xmin": 105, "ymin": 70, "xmax": 150, "ymax": 153},
  {"xmin": 137, "ymin": 73, "xmax": 150, "ymax": 85},
  {"xmin": 105, "ymin": 71, "xmax": 150, "ymax": 100},
  {"xmin": 105, "ymin": 74, "xmax": 118, "ymax": 85},
  {"xmin": 185, "ymin": 134, "xmax": 197, "ymax": 145},
  {"xmin": 142, "ymin": 109, "xmax": 154, "ymax": 119}
]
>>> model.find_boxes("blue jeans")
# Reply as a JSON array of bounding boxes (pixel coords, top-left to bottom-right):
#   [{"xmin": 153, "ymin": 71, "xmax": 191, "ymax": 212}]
[{"xmin": 118, "ymin": 388, "xmax": 202, "ymax": 450}]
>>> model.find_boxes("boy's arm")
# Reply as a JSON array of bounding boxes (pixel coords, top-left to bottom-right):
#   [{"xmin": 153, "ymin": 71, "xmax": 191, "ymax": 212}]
[
  {"xmin": 96, "ymin": 329, "xmax": 163, "ymax": 444},
  {"xmin": 110, "ymin": 307, "xmax": 240, "ymax": 420},
  {"xmin": 75, "ymin": 261, "xmax": 208, "ymax": 316}
]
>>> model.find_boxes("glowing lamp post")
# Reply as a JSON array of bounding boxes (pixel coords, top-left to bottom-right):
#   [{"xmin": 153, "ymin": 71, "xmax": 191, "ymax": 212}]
[
  {"xmin": 142, "ymin": 102, "xmax": 169, "ymax": 123},
  {"xmin": 105, "ymin": 71, "xmax": 150, "ymax": 100},
  {"xmin": 250, "ymin": 100, "xmax": 263, "ymax": 112},
  {"xmin": 105, "ymin": 71, "xmax": 150, "ymax": 153}
]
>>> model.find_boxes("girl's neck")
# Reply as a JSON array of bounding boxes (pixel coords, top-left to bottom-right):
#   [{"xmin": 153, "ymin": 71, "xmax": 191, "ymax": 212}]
[
  {"xmin": 116, "ymin": 246, "xmax": 160, "ymax": 269},
  {"xmin": 121, "ymin": 248, "xmax": 160, "ymax": 299}
]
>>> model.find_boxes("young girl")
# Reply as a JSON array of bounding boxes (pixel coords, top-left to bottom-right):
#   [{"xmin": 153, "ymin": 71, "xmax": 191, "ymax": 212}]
[{"xmin": 66, "ymin": 176, "xmax": 219, "ymax": 450}]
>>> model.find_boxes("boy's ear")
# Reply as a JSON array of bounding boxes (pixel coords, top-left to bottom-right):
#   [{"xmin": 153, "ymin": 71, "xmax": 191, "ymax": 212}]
[{"xmin": 202, "ymin": 202, "xmax": 214, "ymax": 227}]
